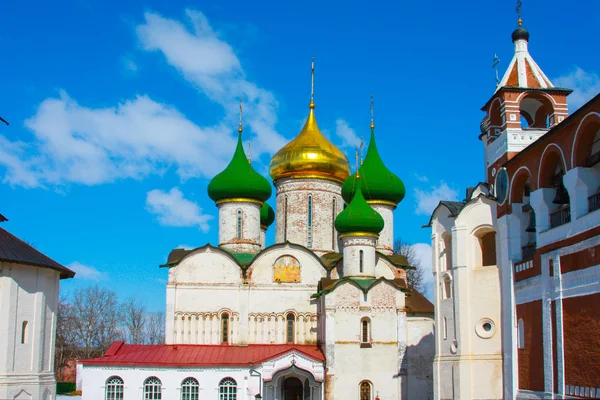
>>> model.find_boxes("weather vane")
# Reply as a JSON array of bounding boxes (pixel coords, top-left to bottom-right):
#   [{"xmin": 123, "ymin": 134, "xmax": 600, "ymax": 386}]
[
  {"xmin": 238, "ymin": 97, "xmax": 243, "ymax": 133},
  {"xmin": 517, "ymin": 0, "xmax": 523, "ymax": 25},
  {"xmin": 310, "ymin": 56, "xmax": 315, "ymax": 107},
  {"xmin": 492, "ymin": 54, "xmax": 500, "ymax": 86},
  {"xmin": 370, "ymin": 94, "xmax": 375, "ymax": 130}
]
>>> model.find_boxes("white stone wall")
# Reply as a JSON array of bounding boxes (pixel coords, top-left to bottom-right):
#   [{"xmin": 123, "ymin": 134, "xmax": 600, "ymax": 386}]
[
  {"xmin": 166, "ymin": 245, "xmax": 327, "ymax": 345},
  {"xmin": 371, "ymin": 203, "xmax": 395, "ymax": 255},
  {"xmin": 274, "ymin": 178, "xmax": 343, "ymax": 255},
  {"xmin": 341, "ymin": 235, "xmax": 377, "ymax": 277},
  {"xmin": 218, "ymin": 201, "xmax": 261, "ymax": 253},
  {"xmin": 322, "ymin": 280, "xmax": 406, "ymax": 400},
  {"xmin": 430, "ymin": 197, "xmax": 503, "ymax": 400},
  {"xmin": 405, "ymin": 315, "xmax": 435, "ymax": 400},
  {"xmin": 0, "ymin": 262, "xmax": 60, "ymax": 400}
]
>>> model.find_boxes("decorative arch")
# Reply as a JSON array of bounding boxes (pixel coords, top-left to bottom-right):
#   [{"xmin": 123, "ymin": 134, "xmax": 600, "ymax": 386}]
[
  {"xmin": 538, "ymin": 143, "xmax": 568, "ymax": 188},
  {"xmin": 488, "ymin": 97, "xmax": 503, "ymax": 127},
  {"xmin": 518, "ymin": 92, "xmax": 555, "ymax": 128},
  {"xmin": 441, "ymin": 272, "xmax": 453, "ymax": 299},
  {"xmin": 472, "ymin": 225, "xmax": 497, "ymax": 267},
  {"xmin": 571, "ymin": 112, "xmax": 600, "ymax": 167},
  {"xmin": 442, "ymin": 232, "xmax": 452, "ymax": 272},
  {"xmin": 509, "ymin": 166, "xmax": 534, "ymax": 203}
]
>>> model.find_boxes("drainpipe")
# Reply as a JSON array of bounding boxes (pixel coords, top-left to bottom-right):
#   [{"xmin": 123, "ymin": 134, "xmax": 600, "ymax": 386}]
[{"xmin": 249, "ymin": 363, "xmax": 263, "ymax": 399}]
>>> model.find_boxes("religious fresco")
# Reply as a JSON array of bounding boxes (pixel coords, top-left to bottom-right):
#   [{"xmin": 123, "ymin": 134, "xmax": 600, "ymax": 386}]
[{"xmin": 273, "ymin": 255, "xmax": 301, "ymax": 283}]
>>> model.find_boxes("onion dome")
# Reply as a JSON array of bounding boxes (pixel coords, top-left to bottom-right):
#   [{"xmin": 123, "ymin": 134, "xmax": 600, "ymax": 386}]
[
  {"xmin": 335, "ymin": 176, "xmax": 384, "ymax": 236},
  {"xmin": 342, "ymin": 127, "xmax": 405, "ymax": 205},
  {"xmin": 269, "ymin": 58, "xmax": 350, "ymax": 184},
  {"xmin": 207, "ymin": 131, "xmax": 272, "ymax": 203},
  {"xmin": 260, "ymin": 202, "xmax": 275, "ymax": 229},
  {"xmin": 512, "ymin": 24, "xmax": 530, "ymax": 42}
]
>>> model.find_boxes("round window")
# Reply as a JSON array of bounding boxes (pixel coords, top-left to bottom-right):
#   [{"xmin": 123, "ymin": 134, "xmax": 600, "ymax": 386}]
[{"xmin": 475, "ymin": 318, "xmax": 496, "ymax": 339}]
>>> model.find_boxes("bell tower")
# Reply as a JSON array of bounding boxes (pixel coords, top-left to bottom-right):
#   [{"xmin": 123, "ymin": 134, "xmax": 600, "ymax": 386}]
[{"xmin": 479, "ymin": 11, "xmax": 571, "ymax": 184}]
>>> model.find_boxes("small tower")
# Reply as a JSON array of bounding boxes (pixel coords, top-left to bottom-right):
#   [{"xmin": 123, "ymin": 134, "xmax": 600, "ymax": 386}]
[
  {"xmin": 269, "ymin": 58, "xmax": 351, "ymax": 254},
  {"xmin": 259, "ymin": 202, "xmax": 275, "ymax": 249},
  {"xmin": 342, "ymin": 96, "xmax": 405, "ymax": 255},
  {"xmin": 480, "ymin": 14, "xmax": 571, "ymax": 182},
  {"xmin": 335, "ymin": 175, "xmax": 384, "ymax": 276},
  {"xmin": 207, "ymin": 103, "xmax": 272, "ymax": 254}
]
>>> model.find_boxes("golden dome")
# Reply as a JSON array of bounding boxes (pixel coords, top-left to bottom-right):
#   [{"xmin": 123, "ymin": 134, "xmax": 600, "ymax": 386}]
[{"xmin": 269, "ymin": 103, "xmax": 351, "ymax": 184}]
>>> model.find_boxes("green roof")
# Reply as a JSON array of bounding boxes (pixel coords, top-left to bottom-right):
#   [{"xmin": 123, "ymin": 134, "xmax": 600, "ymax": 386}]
[
  {"xmin": 260, "ymin": 202, "xmax": 275, "ymax": 228},
  {"xmin": 335, "ymin": 176, "xmax": 384, "ymax": 235},
  {"xmin": 312, "ymin": 276, "xmax": 407, "ymax": 298},
  {"xmin": 207, "ymin": 132, "xmax": 272, "ymax": 203},
  {"xmin": 342, "ymin": 128, "xmax": 405, "ymax": 204}
]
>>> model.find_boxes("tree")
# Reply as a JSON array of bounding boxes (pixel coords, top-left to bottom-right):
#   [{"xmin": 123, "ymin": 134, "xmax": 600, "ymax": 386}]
[
  {"xmin": 121, "ymin": 297, "xmax": 146, "ymax": 344},
  {"xmin": 394, "ymin": 238, "xmax": 425, "ymax": 292},
  {"xmin": 71, "ymin": 285, "xmax": 122, "ymax": 359},
  {"xmin": 145, "ymin": 312, "xmax": 166, "ymax": 345},
  {"xmin": 55, "ymin": 296, "xmax": 78, "ymax": 381}
]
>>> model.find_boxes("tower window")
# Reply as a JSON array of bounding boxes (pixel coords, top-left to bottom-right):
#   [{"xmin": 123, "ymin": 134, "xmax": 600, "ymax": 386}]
[
  {"xmin": 359, "ymin": 250, "xmax": 364, "ymax": 273},
  {"xmin": 360, "ymin": 381, "xmax": 372, "ymax": 400},
  {"xmin": 221, "ymin": 313, "xmax": 229, "ymax": 344},
  {"xmin": 284, "ymin": 196, "xmax": 288, "ymax": 241},
  {"xmin": 443, "ymin": 317, "xmax": 447, "ymax": 340},
  {"xmin": 361, "ymin": 318, "xmax": 370, "ymax": 343},
  {"xmin": 236, "ymin": 209, "xmax": 242, "ymax": 239},
  {"xmin": 332, "ymin": 197, "xmax": 337, "ymax": 248},
  {"xmin": 21, "ymin": 321, "xmax": 28, "ymax": 344},
  {"xmin": 518, "ymin": 318, "xmax": 525, "ymax": 349},
  {"xmin": 307, "ymin": 195, "xmax": 313, "ymax": 247},
  {"xmin": 443, "ymin": 277, "xmax": 452, "ymax": 299},
  {"xmin": 286, "ymin": 313, "xmax": 295, "ymax": 343}
]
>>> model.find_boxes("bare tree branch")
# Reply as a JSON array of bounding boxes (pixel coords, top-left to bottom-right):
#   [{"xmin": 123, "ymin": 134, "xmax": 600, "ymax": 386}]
[
  {"xmin": 120, "ymin": 297, "xmax": 147, "ymax": 344},
  {"xmin": 145, "ymin": 312, "xmax": 165, "ymax": 345},
  {"xmin": 394, "ymin": 238, "xmax": 425, "ymax": 292}
]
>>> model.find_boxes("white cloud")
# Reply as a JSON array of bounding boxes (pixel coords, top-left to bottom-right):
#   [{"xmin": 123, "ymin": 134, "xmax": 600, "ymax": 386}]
[
  {"xmin": 136, "ymin": 10, "xmax": 286, "ymax": 155},
  {"xmin": 122, "ymin": 56, "xmax": 138, "ymax": 73},
  {"xmin": 411, "ymin": 242, "xmax": 434, "ymax": 301},
  {"xmin": 0, "ymin": 10, "xmax": 283, "ymax": 188},
  {"xmin": 414, "ymin": 173, "xmax": 429, "ymax": 182},
  {"xmin": 145, "ymin": 187, "xmax": 212, "ymax": 232},
  {"xmin": 68, "ymin": 261, "xmax": 104, "ymax": 281},
  {"xmin": 335, "ymin": 119, "xmax": 362, "ymax": 149},
  {"xmin": 414, "ymin": 182, "xmax": 459, "ymax": 216},
  {"xmin": 554, "ymin": 67, "xmax": 600, "ymax": 111}
]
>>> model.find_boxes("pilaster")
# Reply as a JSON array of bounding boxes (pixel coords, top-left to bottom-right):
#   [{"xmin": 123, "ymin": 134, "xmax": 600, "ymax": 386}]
[
  {"xmin": 530, "ymin": 188, "xmax": 555, "ymax": 233},
  {"xmin": 563, "ymin": 166, "xmax": 600, "ymax": 219}
]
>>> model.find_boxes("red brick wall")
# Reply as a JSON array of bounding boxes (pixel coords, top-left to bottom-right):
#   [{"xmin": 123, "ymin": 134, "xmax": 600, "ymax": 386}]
[
  {"xmin": 517, "ymin": 300, "xmax": 544, "ymax": 391},
  {"xmin": 560, "ymin": 244, "xmax": 600, "ymax": 274},
  {"xmin": 563, "ymin": 293, "xmax": 600, "ymax": 388}
]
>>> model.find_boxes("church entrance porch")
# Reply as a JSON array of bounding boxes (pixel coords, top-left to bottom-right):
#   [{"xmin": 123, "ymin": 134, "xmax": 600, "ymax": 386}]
[
  {"xmin": 260, "ymin": 350, "xmax": 324, "ymax": 400},
  {"xmin": 282, "ymin": 377, "xmax": 303, "ymax": 400}
]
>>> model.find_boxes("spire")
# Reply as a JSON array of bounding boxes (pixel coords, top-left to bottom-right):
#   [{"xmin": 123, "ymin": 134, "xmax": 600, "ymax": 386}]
[
  {"xmin": 310, "ymin": 56, "xmax": 315, "ymax": 109},
  {"xmin": 517, "ymin": 0, "xmax": 523, "ymax": 26},
  {"xmin": 370, "ymin": 94, "xmax": 375, "ymax": 130},
  {"xmin": 238, "ymin": 97, "xmax": 243, "ymax": 133}
]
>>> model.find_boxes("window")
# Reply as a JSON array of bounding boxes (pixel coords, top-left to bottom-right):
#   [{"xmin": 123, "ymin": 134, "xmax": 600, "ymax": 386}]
[
  {"xmin": 360, "ymin": 381, "xmax": 372, "ymax": 400},
  {"xmin": 221, "ymin": 313, "xmax": 229, "ymax": 344},
  {"xmin": 144, "ymin": 377, "xmax": 162, "ymax": 400},
  {"xmin": 359, "ymin": 250, "xmax": 364, "ymax": 273},
  {"xmin": 443, "ymin": 317, "xmax": 447, "ymax": 340},
  {"xmin": 443, "ymin": 234, "xmax": 452, "ymax": 271},
  {"xmin": 105, "ymin": 376, "xmax": 124, "ymax": 400},
  {"xmin": 284, "ymin": 196, "xmax": 288, "ymax": 241},
  {"xmin": 361, "ymin": 318, "xmax": 370, "ymax": 343},
  {"xmin": 286, "ymin": 313, "xmax": 295, "ymax": 344},
  {"xmin": 219, "ymin": 377, "xmax": 237, "ymax": 400},
  {"xmin": 478, "ymin": 231, "xmax": 497, "ymax": 266},
  {"xmin": 443, "ymin": 277, "xmax": 452, "ymax": 299},
  {"xmin": 181, "ymin": 377, "xmax": 199, "ymax": 400},
  {"xmin": 236, "ymin": 209, "xmax": 242, "ymax": 239},
  {"xmin": 21, "ymin": 321, "xmax": 28, "ymax": 344},
  {"xmin": 307, "ymin": 195, "xmax": 313, "ymax": 248},
  {"xmin": 518, "ymin": 318, "xmax": 525, "ymax": 349},
  {"xmin": 332, "ymin": 197, "xmax": 337, "ymax": 248}
]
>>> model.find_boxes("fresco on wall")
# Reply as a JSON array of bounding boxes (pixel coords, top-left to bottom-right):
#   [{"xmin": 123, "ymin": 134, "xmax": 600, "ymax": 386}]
[{"xmin": 273, "ymin": 255, "xmax": 301, "ymax": 283}]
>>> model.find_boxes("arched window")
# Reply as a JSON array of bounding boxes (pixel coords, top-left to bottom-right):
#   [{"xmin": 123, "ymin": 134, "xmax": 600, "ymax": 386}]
[
  {"xmin": 475, "ymin": 230, "xmax": 497, "ymax": 267},
  {"xmin": 105, "ymin": 376, "xmax": 124, "ymax": 400},
  {"xmin": 359, "ymin": 381, "xmax": 372, "ymax": 400},
  {"xmin": 236, "ymin": 209, "xmax": 243, "ymax": 239},
  {"xmin": 286, "ymin": 313, "xmax": 295, "ymax": 344},
  {"xmin": 361, "ymin": 318, "xmax": 370, "ymax": 343},
  {"xmin": 359, "ymin": 250, "xmax": 364, "ymax": 273},
  {"xmin": 143, "ymin": 376, "xmax": 162, "ymax": 400},
  {"xmin": 443, "ymin": 317, "xmax": 447, "ymax": 340},
  {"xmin": 307, "ymin": 195, "xmax": 313, "ymax": 248},
  {"xmin": 284, "ymin": 196, "xmax": 288, "ymax": 241},
  {"xmin": 443, "ymin": 276, "xmax": 452, "ymax": 299},
  {"xmin": 332, "ymin": 197, "xmax": 337, "ymax": 248},
  {"xmin": 443, "ymin": 233, "xmax": 452, "ymax": 271},
  {"xmin": 518, "ymin": 318, "xmax": 525, "ymax": 349},
  {"xmin": 21, "ymin": 321, "xmax": 28, "ymax": 344},
  {"xmin": 219, "ymin": 377, "xmax": 237, "ymax": 400},
  {"xmin": 181, "ymin": 377, "xmax": 199, "ymax": 400},
  {"xmin": 221, "ymin": 313, "xmax": 229, "ymax": 344}
]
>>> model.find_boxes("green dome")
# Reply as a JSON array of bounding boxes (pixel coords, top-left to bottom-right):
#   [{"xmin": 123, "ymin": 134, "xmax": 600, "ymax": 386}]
[
  {"xmin": 342, "ymin": 128, "xmax": 406, "ymax": 205},
  {"xmin": 260, "ymin": 202, "xmax": 275, "ymax": 228},
  {"xmin": 335, "ymin": 176, "xmax": 384, "ymax": 235},
  {"xmin": 207, "ymin": 132, "xmax": 272, "ymax": 203}
]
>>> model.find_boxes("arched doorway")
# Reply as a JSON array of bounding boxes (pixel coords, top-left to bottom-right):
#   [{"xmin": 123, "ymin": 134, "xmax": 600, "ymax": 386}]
[{"xmin": 282, "ymin": 377, "xmax": 303, "ymax": 400}]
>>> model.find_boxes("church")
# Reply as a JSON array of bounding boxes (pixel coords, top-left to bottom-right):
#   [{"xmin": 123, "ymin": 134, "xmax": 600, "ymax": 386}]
[{"xmin": 79, "ymin": 64, "xmax": 435, "ymax": 400}]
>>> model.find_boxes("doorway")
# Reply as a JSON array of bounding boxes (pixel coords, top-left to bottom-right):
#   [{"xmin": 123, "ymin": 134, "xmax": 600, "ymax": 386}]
[{"xmin": 282, "ymin": 377, "xmax": 303, "ymax": 400}]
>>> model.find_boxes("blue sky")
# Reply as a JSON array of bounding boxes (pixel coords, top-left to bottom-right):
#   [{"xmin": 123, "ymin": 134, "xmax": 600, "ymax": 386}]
[{"xmin": 1, "ymin": 0, "xmax": 599, "ymax": 309}]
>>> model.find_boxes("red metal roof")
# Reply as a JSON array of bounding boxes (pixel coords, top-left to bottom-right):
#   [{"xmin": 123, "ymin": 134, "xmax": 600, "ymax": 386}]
[
  {"xmin": 80, "ymin": 341, "xmax": 325, "ymax": 367},
  {"xmin": 0, "ymin": 227, "xmax": 74, "ymax": 279}
]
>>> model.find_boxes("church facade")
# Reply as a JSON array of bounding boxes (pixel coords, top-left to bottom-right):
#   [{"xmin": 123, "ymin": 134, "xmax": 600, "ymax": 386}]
[
  {"xmin": 427, "ymin": 12, "xmax": 600, "ymax": 400},
  {"xmin": 80, "ymin": 68, "xmax": 435, "ymax": 400}
]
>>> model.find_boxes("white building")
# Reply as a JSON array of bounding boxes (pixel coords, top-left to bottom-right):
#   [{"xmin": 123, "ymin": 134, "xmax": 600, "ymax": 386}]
[
  {"xmin": 80, "ymin": 66, "xmax": 435, "ymax": 400},
  {"xmin": 0, "ymin": 224, "xmax": 75, "ymax": 400}
]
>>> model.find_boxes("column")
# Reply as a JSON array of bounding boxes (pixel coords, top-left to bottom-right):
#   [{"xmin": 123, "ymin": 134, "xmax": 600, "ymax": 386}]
[
  {"xmin": 554, "ymin": 255, "xmax": 566, "ymax": 396},
  {"xmin": 278, "ymin": 315, "xmax": 284, "ymax": 343},
  {"xmin": 530, "ymin": 188, "xmax": 555, "ymax": 234},
  {"xmin": 298, "ymin": 315, "xmax": 305, "ymax": 344},
  {"xmin": 564, "ymin": 166, "xmax": 600, "ymax": 219}
]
